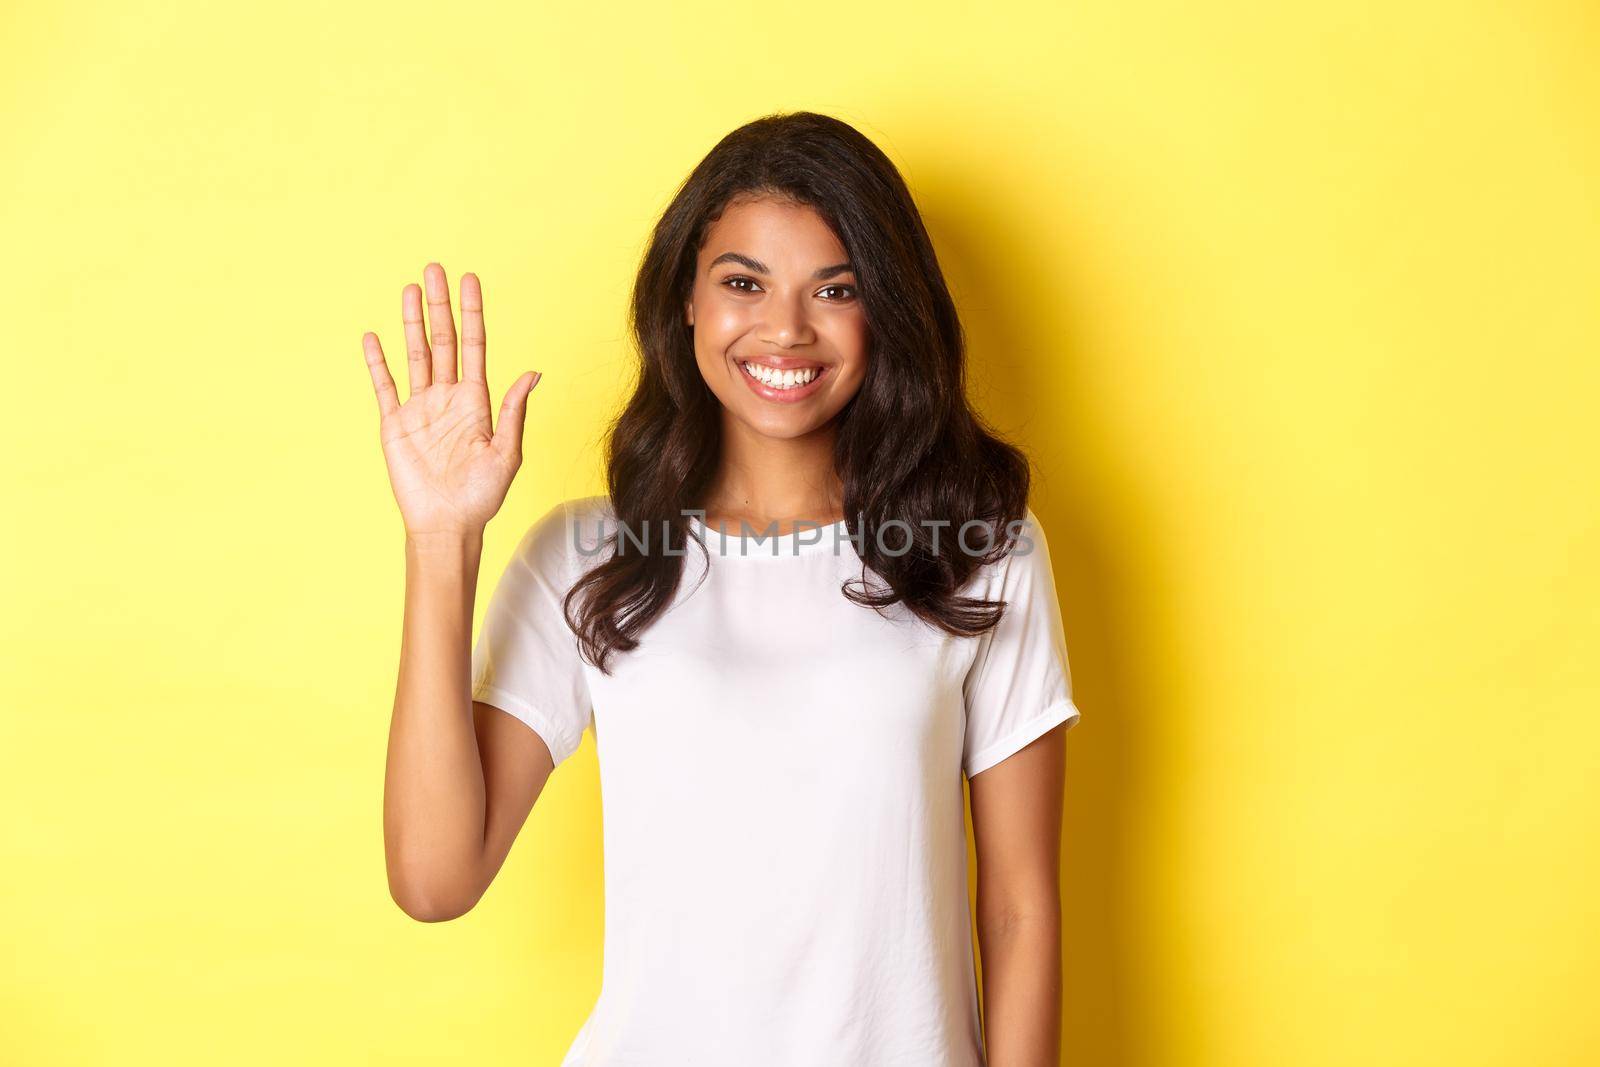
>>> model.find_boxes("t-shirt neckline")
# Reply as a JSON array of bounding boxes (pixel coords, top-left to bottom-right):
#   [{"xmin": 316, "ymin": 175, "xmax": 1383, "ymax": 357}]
[{"xmin": 688, "ymin": 514, "xmax": 854, "ymax": 558}]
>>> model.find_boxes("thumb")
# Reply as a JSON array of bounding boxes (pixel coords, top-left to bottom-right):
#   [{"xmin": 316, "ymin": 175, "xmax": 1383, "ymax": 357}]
[{"xmin": 492, "ymin": 370, "xmax": 540, "ymax": 464}]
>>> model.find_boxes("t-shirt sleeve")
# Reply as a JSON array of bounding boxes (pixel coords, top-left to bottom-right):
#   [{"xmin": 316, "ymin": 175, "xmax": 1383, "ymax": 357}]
[
  {"xmin": 469, "ymin": 498, "xmax": 594, "ymax": 768},
  {"xmin": 960, "ymin": 508, "xmax": 1082, "ymax": 778}
]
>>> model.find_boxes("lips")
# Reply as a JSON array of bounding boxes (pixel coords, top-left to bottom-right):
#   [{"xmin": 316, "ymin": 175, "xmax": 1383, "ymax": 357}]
[{"xmin": 735, "ymin": 357, "xmax": 831, "ymax": 403}]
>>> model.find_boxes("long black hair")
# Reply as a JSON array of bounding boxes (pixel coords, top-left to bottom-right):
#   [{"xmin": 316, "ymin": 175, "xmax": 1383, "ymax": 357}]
[{"xmin": 568, "ymin": 110, "xmax": 1032, "ymax": 673}]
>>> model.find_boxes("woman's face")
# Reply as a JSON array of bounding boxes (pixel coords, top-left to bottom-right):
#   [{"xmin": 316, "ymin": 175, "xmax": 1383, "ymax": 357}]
[{"xmin": 685, "ymin": 194, "xmax": 870, "ymax": 440}]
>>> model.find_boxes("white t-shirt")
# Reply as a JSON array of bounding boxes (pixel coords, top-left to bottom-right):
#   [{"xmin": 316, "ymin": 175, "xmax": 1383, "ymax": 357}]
[{"xmin": 470, "ymin": 494, "xmax": 1081, "ymax": 1066}]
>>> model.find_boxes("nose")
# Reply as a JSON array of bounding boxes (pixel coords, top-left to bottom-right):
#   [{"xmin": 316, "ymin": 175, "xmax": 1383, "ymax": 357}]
[{"xmin": 757, "ymin": 291, "xmax": 816, "ymax": 349}]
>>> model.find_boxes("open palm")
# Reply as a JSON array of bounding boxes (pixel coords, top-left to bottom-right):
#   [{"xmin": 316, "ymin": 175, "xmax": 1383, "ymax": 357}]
[{"xmin": 361, "ymin": 263, "xmax": 540, "ymax": 538}]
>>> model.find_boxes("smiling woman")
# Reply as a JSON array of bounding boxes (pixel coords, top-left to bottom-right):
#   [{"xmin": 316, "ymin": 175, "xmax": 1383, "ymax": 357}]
[
  {"xmin": 577, "ymin": 113, "xmax": 1044, "ymax": 666},
  {"xmin": 687, "ymin": 196, "xmax": 869, "ymax": 416},
  {"xmin": 365, "ymin": 110, "xmax": 1081, "ymax": 1067}
]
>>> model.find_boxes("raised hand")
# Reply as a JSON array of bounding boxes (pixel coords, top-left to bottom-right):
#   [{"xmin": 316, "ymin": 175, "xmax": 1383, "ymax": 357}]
[{"xmin": 362, "ymin": 263, "xmax": 541, "ymax": 539}]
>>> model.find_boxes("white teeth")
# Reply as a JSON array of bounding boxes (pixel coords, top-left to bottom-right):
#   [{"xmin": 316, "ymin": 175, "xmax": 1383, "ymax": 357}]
[{"xmin": 742, "ymin": 361, "xmax": 820, "ymax": 390}]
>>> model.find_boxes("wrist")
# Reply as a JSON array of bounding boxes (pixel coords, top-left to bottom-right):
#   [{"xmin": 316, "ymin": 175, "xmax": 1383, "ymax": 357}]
[{"xmin": 405, "ymin": 527, "xmax": 484, "ymax": 564}]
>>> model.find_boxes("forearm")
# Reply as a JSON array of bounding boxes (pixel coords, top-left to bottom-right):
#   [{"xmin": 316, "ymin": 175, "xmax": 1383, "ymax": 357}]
[
  {"xmin": 976, "ymin": 903, "xmax": 1062, "ymax": 1066},
  {"xmin": 382, "ymin": 530, "xmax": 489, "ymax": 920}
]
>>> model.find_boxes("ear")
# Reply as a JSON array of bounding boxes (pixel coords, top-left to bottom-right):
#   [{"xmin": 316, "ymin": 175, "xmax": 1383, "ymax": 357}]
[{"xmin": 684, "ymin": 299, "xmax": 694, "ymax": 327}]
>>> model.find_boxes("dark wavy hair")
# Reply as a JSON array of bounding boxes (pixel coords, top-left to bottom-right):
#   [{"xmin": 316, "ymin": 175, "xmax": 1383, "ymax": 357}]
[{"xmin": 567, "ymin": 110, "xmax": 1033, "ymax": 673}]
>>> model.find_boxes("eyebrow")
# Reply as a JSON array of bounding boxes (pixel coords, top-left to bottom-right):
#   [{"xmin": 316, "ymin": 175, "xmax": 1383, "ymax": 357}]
[{"xmin": 707, "ymin": 252, "xmax": 854, "ymax": 281}]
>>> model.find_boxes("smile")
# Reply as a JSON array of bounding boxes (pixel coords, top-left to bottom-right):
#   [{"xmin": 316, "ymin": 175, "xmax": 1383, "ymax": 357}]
[{"xmin": 737, "ymin": 359, "xmax": 831, "ymax": 402}]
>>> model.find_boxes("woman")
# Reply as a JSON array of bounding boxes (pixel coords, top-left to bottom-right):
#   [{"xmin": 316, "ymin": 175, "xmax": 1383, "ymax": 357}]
[{"xmin": 364, "ymin": 111, "xmax": 1082, "ymax": 1066}]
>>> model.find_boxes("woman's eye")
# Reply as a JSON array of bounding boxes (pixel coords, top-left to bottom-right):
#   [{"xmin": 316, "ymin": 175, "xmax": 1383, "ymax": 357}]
[{"xmin": 719, "ymin": 277, "xmax": 855, "ymax": 300}]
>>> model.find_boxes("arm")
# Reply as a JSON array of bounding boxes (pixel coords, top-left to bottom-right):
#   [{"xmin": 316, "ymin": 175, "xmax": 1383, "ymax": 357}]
[
  {"xmin": 361, "ymin": 262, "xmax": 545, "ymax": 921},
  {"xmin": 968, "ymin": 722, "xmax": 1069, "ymax": 1066},
  {"xmin": 381, "ymin": 531, "xmax": 559, "ymax": 921}
]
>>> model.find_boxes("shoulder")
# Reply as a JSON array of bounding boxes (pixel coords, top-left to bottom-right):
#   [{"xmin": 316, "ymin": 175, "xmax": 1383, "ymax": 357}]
[
  {"xmin": 960, "ymin": 506, "xmax": 1053, "ymax": 598},
  {"xmin": 565, "ymin": 493, "xmax": 616, "ymax": 525},
  {"xmin": 510, "ymin": 494, "xmax": 617, "ymax": 578}
]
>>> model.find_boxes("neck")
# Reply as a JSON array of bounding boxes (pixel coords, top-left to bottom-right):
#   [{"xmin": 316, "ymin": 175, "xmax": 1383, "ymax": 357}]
[{"xmin": 702, "ymin": 412, "xmax": 843, "ymax": 529}]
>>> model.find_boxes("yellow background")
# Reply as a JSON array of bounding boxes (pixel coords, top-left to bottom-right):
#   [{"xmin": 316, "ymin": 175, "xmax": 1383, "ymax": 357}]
[{"xmin": 3, "ymin": 1, "xmax": 1596, "ymax": 1064}]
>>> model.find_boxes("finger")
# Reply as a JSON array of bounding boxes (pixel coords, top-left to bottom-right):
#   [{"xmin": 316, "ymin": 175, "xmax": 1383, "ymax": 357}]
[
  {"xmin": 423, "ymin": 262, "xmax": 457, "ymax": 385},
  {"xmin": 460, "ymin": 272, "xmax": 486, "ymax": 385},
  {"xmin": 492, "ymin": 371, "xmax": 541, "ymax": 464},
  {"xmin": 362, "ymin": 332, "xmax": 400, "ymax": 418},
  {"xmin": 401, "ymin": 283, "xmax": 431, "ymax": 397}
]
